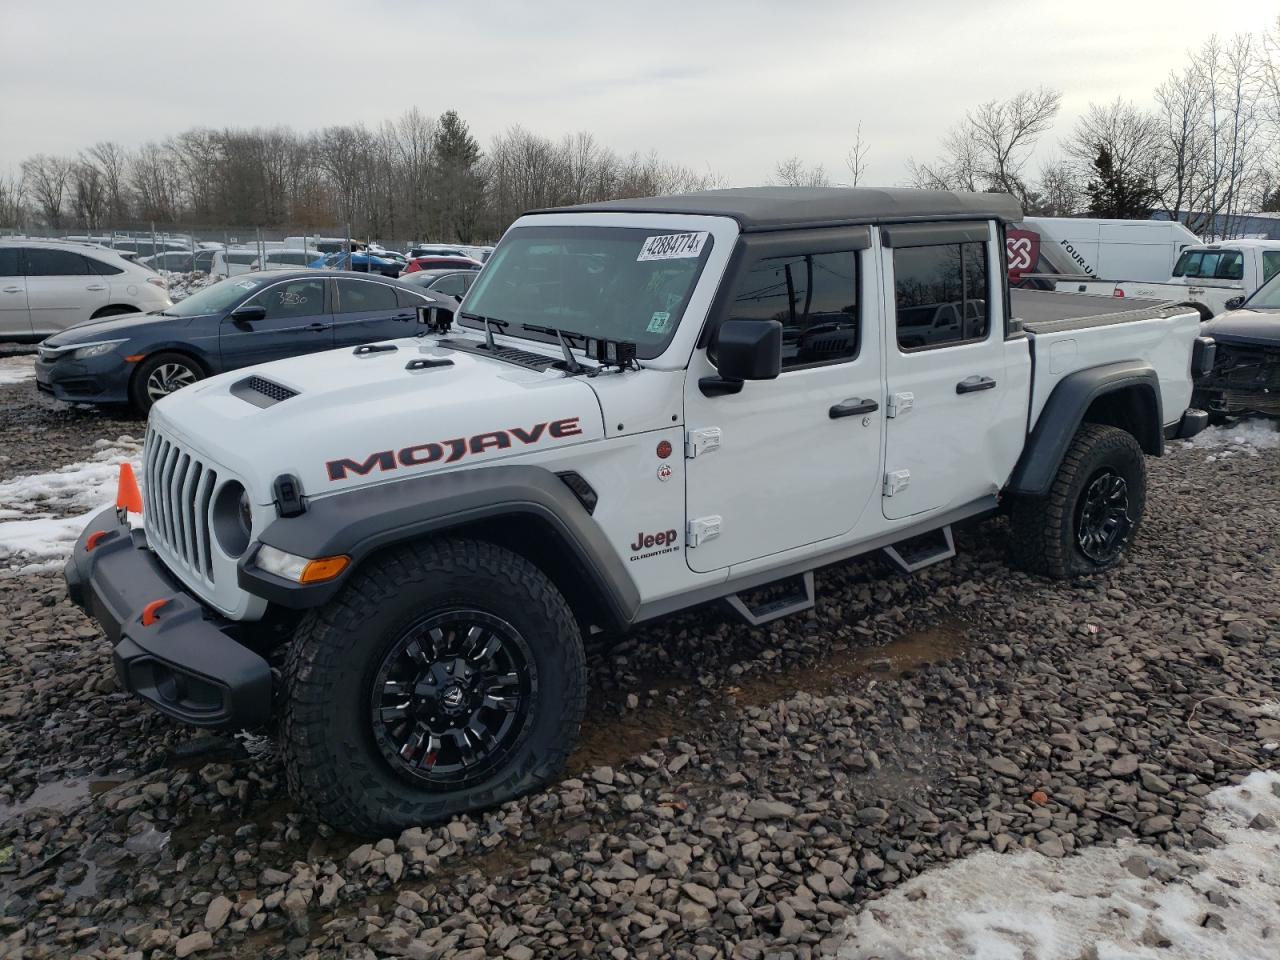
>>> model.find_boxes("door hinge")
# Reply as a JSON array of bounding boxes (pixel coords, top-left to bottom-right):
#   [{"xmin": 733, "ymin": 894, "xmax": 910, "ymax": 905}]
[
  {"xmin": 685, "ymin": 427, "xmax": 722, "ymax": 459},
  {"xmin": 883, "ymin": 469, "xmax": 911, "ymax": 497},
  {"xmin": 687, "ymin": 515, "xmax": 722, "ymax": 547},
  {"xmin": 887, "ymin": 393, "xmax": 914, "ymax": 418}
]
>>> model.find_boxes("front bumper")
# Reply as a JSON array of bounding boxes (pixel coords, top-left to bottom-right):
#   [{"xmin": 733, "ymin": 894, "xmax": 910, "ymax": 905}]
[
  {"xmin": 34, "ymin": 354, "xmax": 131, "ymax": 405},
  {"xmin": 1163, "ymin": 407, "xmax": 1210, "ymax": 440},
  {"xmin": 65, "ymin": 507, "xmax": 272, "ymax": 729}
]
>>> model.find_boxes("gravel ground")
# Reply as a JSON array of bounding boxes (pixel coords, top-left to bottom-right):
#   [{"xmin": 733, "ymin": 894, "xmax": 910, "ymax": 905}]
[{"xmin": 0, "ymin": 375, "xmax": 1277, "ymax": 960}]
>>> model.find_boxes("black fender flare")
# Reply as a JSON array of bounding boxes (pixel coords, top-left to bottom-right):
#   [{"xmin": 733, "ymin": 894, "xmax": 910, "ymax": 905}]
[
  {"xmin": 238, "ymin": 465, "xmax": 639, "ymax": 627},
  {"xmin": 1006, "ymin": 361, "xmax": 1163, "ymax": 497}
]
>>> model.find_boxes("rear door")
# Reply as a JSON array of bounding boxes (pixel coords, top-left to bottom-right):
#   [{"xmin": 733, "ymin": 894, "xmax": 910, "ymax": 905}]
[
  {"xmin": 0, "ymin": 247, "xmax": 31, "ymax": 338},
  {"xmin": 331, "ymin": 278, "xmax": 418, "ymax": 347},
  {"xmin": 218, "ymin": 276, "xmax": 332, "ymax": 370},
  {"xmin": 24, "ymin": 248, "xmax": 110, "ymax": 334},
  {"xmin": 881, "ymin": 223, "xmax": 1023, "ymax": 520}
]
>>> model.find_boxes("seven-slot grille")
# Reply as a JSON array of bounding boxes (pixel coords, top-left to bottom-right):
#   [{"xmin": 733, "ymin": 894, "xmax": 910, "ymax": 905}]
[{"xmin": 144, "ymin": 426, "xmax": 219, "ymax": 585}]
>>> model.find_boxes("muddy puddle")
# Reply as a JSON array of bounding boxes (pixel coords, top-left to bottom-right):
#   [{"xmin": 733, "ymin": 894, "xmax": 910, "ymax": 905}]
[
  {"xmin": 568, "ymin": 617, "xmax": 969, "ymax": 774},
  {"xmin": 0, "ymin": 776, "xmax": 125, "ymax": 824}
]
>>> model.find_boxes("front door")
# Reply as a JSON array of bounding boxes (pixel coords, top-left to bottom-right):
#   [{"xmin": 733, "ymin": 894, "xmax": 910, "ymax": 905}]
[
  {"xmin": 0, "ymin": 247, "xmax": 30, "ymax": 338},
  {"xmin": 881, "ymin": 225, "xmax": 1018, "ymax": 520},
  {"xmin": 331, "ymin": 277, "xmax": 417, "ymax": 348},
  {"xmin": 684, "ymin": 247, "xmax": 884, "ymax": 573},
  {"xmin": 24, "ymin": 247, "xmax": 110, "ymax": 334},
  {"xmin": 218, "ymin": 276, "xmax": 333, "ymax": 370}
]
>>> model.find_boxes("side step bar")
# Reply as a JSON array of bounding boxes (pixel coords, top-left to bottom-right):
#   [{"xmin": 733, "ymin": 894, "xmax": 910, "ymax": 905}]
[
  {"xmin": 725, "ymin": 571, "xmax": 814, "ymax": 626},
  {"xmin": 883, "ymin": 525, "xmax": 956, "ymax": 574}
]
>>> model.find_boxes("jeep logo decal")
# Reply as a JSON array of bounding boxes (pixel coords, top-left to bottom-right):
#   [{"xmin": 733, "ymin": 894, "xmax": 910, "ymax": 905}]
[
  {"xmin": 629, "ymin": 528, "xmax": 679, "ymax": 561},
  {"xmin": 325, "ymin": 417, "xmax": 583, "ymax": 481}
]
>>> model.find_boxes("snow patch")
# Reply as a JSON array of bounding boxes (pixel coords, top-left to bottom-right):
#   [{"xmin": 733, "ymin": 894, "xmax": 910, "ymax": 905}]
[
  {"xmin": 840, "ymin": 771, "xmax": 1280, "ymax": 960},
  {"xmin": 0, "ymin": 438, "xmax": 143, "ymax": 576},
  {"xmin": 1184, "ymin": 418, "xmax": 1280, "ymax": 461},
  {"xmin": 164, "ymin": 270, "xmax": 221, "ymax": 302},
  {"xmin": 0, "ymin": 355, "xmax": 35, "ymax": 387}
]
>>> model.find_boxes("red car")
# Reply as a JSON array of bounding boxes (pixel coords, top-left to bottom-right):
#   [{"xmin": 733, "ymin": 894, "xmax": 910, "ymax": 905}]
[{"xmin": 403, "ymin": 255, "xmax": 482, "ymax": 274}]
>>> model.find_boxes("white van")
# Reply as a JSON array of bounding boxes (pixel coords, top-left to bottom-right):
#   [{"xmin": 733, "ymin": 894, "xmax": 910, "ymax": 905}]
[{"xmin": 1009, "ymin": 217, "xmax": 1200, "ymax": 289}]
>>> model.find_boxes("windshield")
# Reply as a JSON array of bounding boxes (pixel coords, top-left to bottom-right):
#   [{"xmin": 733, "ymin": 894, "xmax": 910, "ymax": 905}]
[
  {"xmin": 461, "ymin": 225, "xmax": 714, "ymax": 359},
  {"xmin": 164, "ymin": 277, "xmax": 260, "ymax": 317}
]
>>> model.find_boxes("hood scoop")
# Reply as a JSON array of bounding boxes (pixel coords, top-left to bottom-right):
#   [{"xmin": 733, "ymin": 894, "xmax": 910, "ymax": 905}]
[{"xmin": 230, "ymin": 375, "xmax": 299, "ymax": 408}]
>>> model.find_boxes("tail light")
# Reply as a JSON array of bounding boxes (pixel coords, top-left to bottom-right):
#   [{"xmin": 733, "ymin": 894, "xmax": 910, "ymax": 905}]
[{"xmin": 1112, "ymin": 288, "xmax": 1124, "ymax": 298}]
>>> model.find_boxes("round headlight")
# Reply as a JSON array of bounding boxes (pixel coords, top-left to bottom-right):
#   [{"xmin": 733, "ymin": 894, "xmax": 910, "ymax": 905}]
[{"xmin": 212, "ymin": 481, "xmax": 252, "ymax": 557}]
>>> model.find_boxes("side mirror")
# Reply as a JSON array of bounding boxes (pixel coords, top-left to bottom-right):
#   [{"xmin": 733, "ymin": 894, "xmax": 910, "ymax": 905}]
[
  {"xmin": 1224, "ymin": 295, "xmax": 1245, "ymax": 312},
  {"xmin": 230, "ymin": 304, "xmax": 266, "ymax": 326},
  {"xmin": 701, "ymin": 319, "xmax": 782, "ymax": 396}
]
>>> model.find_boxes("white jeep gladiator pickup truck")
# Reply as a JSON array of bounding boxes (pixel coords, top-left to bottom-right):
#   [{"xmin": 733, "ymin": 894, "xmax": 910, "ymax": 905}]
[
  {"xmin": 66, "ymin": 188, "xmax": 1214, "ymax": 834},
  {"xmin": 1060, "ymin": 239, "xmax": 1280, "ymax": 320}
]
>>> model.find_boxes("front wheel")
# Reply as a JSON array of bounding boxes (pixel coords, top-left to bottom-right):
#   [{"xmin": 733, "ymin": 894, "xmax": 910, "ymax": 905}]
[
  {"xmin": 281, "ymin": 538, "xmax": 586, "ymax": 835},
  {"xmin": 1009, "ymin": 423, "xmax": 1147, "ymax": 579},
  {"xmin": 129, "ymin": 352, "xmax": 205, "ymax": 413}
]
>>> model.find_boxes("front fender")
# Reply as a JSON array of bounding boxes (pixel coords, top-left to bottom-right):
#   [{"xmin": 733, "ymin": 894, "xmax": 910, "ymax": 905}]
[{"xmin": 238, "ymin": 464, "xmax": 639, "ymax": 625}]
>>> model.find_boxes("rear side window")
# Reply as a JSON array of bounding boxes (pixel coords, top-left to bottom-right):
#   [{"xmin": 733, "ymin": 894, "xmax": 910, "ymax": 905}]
[
  {"xmin": 336, "ymin": 280, "xmax": 398, "ymax": 313},
  {"xmin": 396, "ymin": 288, "xmax": 427, "ymax": 309},
  {"xmin": 26, "ymin": 249, "xmax": 92, "ymax": 276},
  {"xmin": 729, "ymin": 252, "xmax": 860, "ymax": 369},
  {"xmin": 1173, "ymin": 249, "xmax": 1245, "ymax": 280},
  {"xmin": 893, "ymin": 243, "xmax": 989, "ymax": 351},
  {"xmin": 0, "ymin": 248, "xmax": 20, "ymax": 277},
  {"xmin": 85, "ymin": 256, "xmax": 124, "ymax": 276},
  {"xmin": 432, "ymin": 274, "xmax": 467, "ymax": 296}
]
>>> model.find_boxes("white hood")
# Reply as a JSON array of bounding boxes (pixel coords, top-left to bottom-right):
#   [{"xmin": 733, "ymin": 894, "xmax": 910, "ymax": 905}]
[{"xmin": 150, "ymin": 334, "xmax": 606, "ymax": 504}]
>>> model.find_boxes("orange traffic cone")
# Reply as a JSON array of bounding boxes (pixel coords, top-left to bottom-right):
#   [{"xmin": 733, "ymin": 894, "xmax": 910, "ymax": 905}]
[{"xmin": 116, "ymin": 463, "xmax": 143, "ymax": 516}]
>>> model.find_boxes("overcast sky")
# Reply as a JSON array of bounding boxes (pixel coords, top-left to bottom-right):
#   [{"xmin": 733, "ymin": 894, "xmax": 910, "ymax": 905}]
[{"xmin": 1, "ymin": 0, "xmax": 1275, "ymax": 187}]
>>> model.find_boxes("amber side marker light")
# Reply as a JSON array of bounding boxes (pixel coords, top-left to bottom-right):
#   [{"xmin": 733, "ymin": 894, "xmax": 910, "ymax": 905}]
[{"xmin": 299, "ymin": 556, "xmax": 351, "ymax": 584}]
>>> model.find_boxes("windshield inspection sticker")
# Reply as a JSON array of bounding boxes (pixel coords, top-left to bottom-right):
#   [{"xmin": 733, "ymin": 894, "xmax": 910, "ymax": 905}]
[
  {"xmin": 637, "ymin": 231, "xmax": 709, "ymax": 261},
  {"xmin": 646, "ymin": 311, "xmax": 672, "ymax": 334}
]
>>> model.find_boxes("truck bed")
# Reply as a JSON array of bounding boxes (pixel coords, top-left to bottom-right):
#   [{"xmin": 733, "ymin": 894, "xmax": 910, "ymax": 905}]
[{"xmin": 1011, "ymin": 288, "xmax": 1177, "ymax": 331}]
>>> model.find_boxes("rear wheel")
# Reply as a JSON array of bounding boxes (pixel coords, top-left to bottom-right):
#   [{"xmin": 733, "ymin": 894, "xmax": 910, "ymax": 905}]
[
  {"xmin": 129, "ymin": 352, "xmax": 204, "ymax": 413},
  {"xmin": 90, "ymin": 305, "xmax": 137, "ymax": 320},
  {"xmin": 1009, "ymin": 423, "xmax": 1146, "ymax": 579},
  {"xmin": 282, "ymin": 538, "xmax": 586, "ymax": 835}
]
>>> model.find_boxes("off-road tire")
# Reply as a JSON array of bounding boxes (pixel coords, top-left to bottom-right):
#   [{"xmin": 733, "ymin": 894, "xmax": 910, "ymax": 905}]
[
  {"xmin": 281, "ymin": 538, "xmax": 586, "ymax": 835},
  {"xmin": 129, "ymin": 351, "xmax": 205, "ymax": 413},
  {"xmin": 1009, "ymin": 423, "xmax": 1146, "ymax": 579}
]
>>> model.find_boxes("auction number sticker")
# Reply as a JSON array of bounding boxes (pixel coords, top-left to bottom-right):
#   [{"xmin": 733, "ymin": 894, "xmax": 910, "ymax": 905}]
[{"xmin": 637, "ymin": 231, "xmax": 709, "ymax": 261}]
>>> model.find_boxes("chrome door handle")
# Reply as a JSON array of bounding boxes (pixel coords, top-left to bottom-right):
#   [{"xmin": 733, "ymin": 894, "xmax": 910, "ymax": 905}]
[
  {"xmin": 956, "ymin": 376, "xmax": 997, "ymax": 394},
  {"xmin": 86, "ymin": 284, "xmax": 107, "ymax": 291}
]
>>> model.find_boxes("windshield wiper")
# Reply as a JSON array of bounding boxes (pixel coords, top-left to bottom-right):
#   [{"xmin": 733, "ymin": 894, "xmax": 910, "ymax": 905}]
[
  {"xmin": 521, "ymin": 323, "xmax": 586, "ymax": 373},
  {"xmin": 460, "ymin": 312, "xmax": 509, "ymax": 351}
]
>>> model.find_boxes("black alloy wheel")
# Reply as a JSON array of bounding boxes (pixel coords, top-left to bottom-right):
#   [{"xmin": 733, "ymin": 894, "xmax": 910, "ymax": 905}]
[
  {"xmin": 370, "ymin": 609, "xmax": 533, "ymax": 787},
  {"xmin": 1075, "ymin": 468, "xmax": 1132, "ymax": 564}
]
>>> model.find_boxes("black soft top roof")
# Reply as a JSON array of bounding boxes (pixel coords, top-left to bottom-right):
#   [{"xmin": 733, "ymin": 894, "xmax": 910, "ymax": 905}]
[{"xmin": 533, "ymin": 186, "xmax": 1023, "ymax": 232}]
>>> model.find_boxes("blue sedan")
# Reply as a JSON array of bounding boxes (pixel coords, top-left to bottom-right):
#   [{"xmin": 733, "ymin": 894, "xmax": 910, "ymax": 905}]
[
  {"xmin": 34, "ymin": 270, "xmax": 430, "ymax": 413},
  {"xmin": 310, "ymin": 251, "xmax": 402, "ymax": 277}
]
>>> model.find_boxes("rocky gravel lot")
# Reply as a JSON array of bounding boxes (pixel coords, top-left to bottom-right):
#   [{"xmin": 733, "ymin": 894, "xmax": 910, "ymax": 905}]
[{"xmin": 0, "ymin": 369, "xmax": 1277, "ymax": 960}]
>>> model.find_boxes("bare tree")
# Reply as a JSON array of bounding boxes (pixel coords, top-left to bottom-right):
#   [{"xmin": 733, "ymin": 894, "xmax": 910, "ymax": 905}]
[
  {"xmin": 845, "ymin": 123, "xmax": 870, "ymax": 186},
  {"xmin": 911, "ymin": 87, "xmax": 1061, "ymax": 204},
  {"xmin": 85, "ymin": 141, "xmax": 130, "ymax": 223},
  {"xmin": 1028, "ymin": 157, "xmax": 1082, "ymax": 216},
  {"xmin": 69, "ymin": 161, "xmax": 107, "ymax": 229},
  {"xmin": 0, "ymin": 173, "xmax": 25, "ymax": 228},
  {"xmin": 773, "ymin": 156, "xmax": 830, "ymax": 187},
  {"xmin": 21, "ymin": 154, "xmax": 73, "ymax": 227}
]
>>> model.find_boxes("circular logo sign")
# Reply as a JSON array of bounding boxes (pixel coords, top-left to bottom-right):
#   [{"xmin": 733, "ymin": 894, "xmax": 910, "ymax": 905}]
[{"xmin": 657, "ymin": 464, "xmax": 673, "ymax": 482}]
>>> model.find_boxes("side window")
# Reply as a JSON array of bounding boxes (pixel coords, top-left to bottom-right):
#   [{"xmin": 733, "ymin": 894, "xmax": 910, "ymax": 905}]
[
  {"xmin": 433, "ymin": 275, "xmax": 466, "ymax": 297},
  {"xmin": 396, "ymin": 288, "xmax": 427, "ymax": 309},
  {"xmin": 246, "ymin": 279, "xmax": 325, "ymax": 320},
  {"xmin": 26, "ymin": 249, "xmax": 92, "ymax": 277},
  {"xmin": 1216, "ymin": 251, "xmax": 1243, "ymax": 281},
  {"xmin": 336, "ymin": 280, "xmax": 398, "ymax": 313},
  {"xmin": 0, "ymin": 248, "xmax": 21, "ymax": 277},
  {"xmin": 1263, "ymin": 251, "xmax": 1280, "ymax": 284},
  {"xmin": 893, "ymin": 243, "xmax": 989, "ymax": 351},
  {"xmin": 731, "ymin": 252, "xmax": 859, "ymax": 368},
  {"xmin": 85, "ymin": 257, "xmax": 124, "ymax": 276}
]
